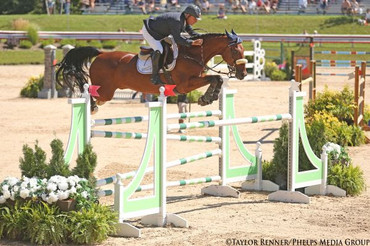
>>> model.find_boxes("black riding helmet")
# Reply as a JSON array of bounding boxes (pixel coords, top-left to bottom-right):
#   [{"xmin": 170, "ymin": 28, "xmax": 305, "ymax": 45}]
[{"xmin": 183, "ymin": 4, "xmax": 202, "ymax": 20}]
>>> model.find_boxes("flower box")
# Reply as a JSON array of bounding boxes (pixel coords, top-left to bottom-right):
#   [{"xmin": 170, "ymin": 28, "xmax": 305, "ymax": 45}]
[{"xmin": 56, "ymin": 199, "xmax": 76, "ymax": 212}]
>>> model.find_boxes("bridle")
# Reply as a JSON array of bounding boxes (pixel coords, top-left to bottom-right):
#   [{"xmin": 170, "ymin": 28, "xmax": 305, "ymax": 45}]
[{"xmin": 182, "ymin": 37, "xmax": 247, "ymax": 78}]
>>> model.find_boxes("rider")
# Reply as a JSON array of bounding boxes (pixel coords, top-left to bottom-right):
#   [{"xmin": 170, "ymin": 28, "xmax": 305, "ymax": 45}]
[{"xmin": 142, "ymin": 4, "xmax": 203, "ymax": 85}]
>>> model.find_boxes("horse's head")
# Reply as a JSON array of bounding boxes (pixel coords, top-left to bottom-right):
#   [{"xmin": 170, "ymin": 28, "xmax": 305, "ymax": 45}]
[{"xmin": 221, "ymin": 30, "xmax": 247, "ymax": 80}]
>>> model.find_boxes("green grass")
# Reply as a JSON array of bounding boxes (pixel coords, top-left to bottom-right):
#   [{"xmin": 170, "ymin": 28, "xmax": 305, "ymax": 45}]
[
  {"xmin": 0, "ymin": 14, "xmax": 369, "ymax": 65},
  {"xmin": 0, "ymin": 49, "xmax": 63, "ymax": 65},
  {"xmin": 1, "ymin": 14, "xmax": 369, "ymax": 34}
]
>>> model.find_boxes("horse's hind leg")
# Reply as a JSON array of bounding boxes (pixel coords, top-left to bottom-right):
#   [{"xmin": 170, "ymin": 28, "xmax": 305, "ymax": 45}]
[{"xmin": 90, "ymin": 96, "xmax": 99, "ymax": 115}]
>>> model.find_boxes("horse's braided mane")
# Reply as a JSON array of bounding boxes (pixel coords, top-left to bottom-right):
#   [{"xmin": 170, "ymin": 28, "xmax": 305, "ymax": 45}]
[{"xmin": 190, "ymin": 32, "xmax": 225, "ymax": 40}]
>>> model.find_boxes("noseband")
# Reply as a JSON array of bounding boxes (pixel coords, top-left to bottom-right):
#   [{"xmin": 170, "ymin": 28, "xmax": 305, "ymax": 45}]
[{"xmin": 207, "ymin": 43, "xmax": 247, "ymax": 78}]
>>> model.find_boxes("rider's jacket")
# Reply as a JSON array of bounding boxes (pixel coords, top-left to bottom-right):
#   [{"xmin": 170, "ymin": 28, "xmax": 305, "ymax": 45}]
[{"xmin": 143, "ymin": 12, "xmax": 199, "ymax": 47}]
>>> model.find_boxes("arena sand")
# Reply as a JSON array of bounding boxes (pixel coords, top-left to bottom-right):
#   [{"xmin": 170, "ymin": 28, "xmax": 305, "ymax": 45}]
[{"xmin": 0, "ymin": 65, "xmax": 369, "ymax": 246}]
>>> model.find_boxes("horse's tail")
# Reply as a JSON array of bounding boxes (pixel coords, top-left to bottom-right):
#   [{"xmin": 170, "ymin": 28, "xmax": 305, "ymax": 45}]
[{"xmin": 56, "ymin": 46, "xmax": 101, "ymax": 93}]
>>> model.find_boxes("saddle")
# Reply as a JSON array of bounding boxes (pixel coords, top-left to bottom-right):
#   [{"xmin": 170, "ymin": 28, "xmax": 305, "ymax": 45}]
[{"xmin": 136, "ymin": 36, "xmax": 178, "ymax": 75}]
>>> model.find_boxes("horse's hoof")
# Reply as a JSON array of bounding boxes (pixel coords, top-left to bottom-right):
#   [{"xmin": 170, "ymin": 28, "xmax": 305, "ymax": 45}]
[
  {"xmin": 198, "ymin": 96, "xmax": 210, "ymax": 106},
  {"xmin": 91, "ymin": 106, "xmax": 99, "ymax": 115}
]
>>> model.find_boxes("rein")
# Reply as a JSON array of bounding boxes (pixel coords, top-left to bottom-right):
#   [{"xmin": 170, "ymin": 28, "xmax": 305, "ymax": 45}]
[{"xmin": 181, "ymin": 38, "xmax": 245, "ymax": 78}]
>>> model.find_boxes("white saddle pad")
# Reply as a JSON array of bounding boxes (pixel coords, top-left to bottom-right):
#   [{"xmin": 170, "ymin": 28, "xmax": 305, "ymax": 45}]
[{"xmin": 136, "ymin": 39, "xmax": 178, "ymax": 75}]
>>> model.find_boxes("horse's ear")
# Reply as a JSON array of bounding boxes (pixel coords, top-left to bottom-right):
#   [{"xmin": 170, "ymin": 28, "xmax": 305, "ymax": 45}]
[
  {"xmin": 225, "ymin": 30, "xmax": 231, "ymax": 39},
  {"xmin": 231, "ymin": 29, "xmax": 237, "ymax": 35}
]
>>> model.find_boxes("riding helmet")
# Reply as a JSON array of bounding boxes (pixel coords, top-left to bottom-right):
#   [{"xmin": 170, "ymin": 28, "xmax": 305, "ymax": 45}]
[{"xmin": 183, "ymin": 4, "xmax": 202, "ymax": 20}]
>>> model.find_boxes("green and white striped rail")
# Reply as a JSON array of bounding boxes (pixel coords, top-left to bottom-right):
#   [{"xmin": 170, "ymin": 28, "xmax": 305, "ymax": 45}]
[
  {"xmin": 92, "ymin": 130, "xmax": 221, "ymax": 143},
  {"xmin": 93, "ymin": 110, "xmax": 222, "ymax": 126},
  {"xmin": 97, "ymin": 189, "xmax": 114, "ymax": 197},
  {"xmin": 97, "ymin": 176, "xmax": 222, "ymax": 197},
  {"xmin": 166, "ymin": 149, "xmax": 222, "ymax": 168},
  {"xmin": 167, "ymin": 113, "xmax": 292, "ymax": 131},
  {"xmin": 96, "ymin": 149, "xmax": 222, "ymax": 187},
  {"xmin": 136, "ymin": 176, "xmax": 221, "ymax": 192},
  {"xmin": 92, "ymin": 130, "xmax": 147, "ymax": 139}
]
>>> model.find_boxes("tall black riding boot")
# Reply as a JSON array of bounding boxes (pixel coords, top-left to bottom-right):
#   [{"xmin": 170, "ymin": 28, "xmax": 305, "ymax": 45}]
[{"xmin": 151, "ymin": 50, "xmax": 164, "ymax": 85}]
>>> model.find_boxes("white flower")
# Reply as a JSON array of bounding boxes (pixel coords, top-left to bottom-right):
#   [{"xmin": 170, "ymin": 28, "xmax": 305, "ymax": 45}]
[
  {"xmin": 47, "ymin": 183, "xmax": 57, "ymax": 191},
  {"xmin": 47, "ymin": 192, "xmax": 58, "ymax": 204},
  {"xmin": 30, "ymin": 185, "xmax": 40, "ymax": 193},
  {"xmin": 81, "ymin": 191, "xmax": 88, "ymax": 198},
  {"xmin": 57, "ymin": 190, "xmax": 69, "ymax": 200},
  {"xmin": 41, "ymin": 193, "xmax": 48, "ymax": 201},
  {"xmin": 10, "ymin": 192, "xmax": 15, "ymax": 200},
  {"xmin": 12, "ymin": 185, "xmax": 19, "ymax": 193},
  {"xmin": 2, "ymin": 190, "xmax": 10, "ymax": 199},
  {"xmin": 68, "ymin": 175, "xmax": 80, "ymax": 184},
  {"xmin": 69, "ymin": 187, "xmax": 77, "ymax": 194},
  {"xmin": 7, "ymin": 177, "xmax": 19, "ymax": 186},
  {"xmin": 1, "ymin": 184, "xmax": 9, "ymax": 191},
  {"xmin": 323, "ymin": 142, "xmax": 341, "ymax": 159},
  {"xmin": 58, "ymin": 182, "xmax": 69, "ymax": 191},
  {"xmin": 0, "ymin": 196, "xmax": 6, "ymax": 204},
  {"xmin": 20, "ymin": 189, "xmax": 30, "ymax": 199},
  {"xmin": 29, "ymin": 178, "xmax": 38, "ymax": 188}
]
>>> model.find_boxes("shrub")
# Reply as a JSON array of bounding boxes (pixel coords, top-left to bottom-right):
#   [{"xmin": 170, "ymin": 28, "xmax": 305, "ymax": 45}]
[
  {"xmin": 0, "ymin": 202, "xmax": 29, "ymax": 240},
  {"xmin": 324, "ymin": 142, "xmax": 365, "ymax": 196},
  {"xmin": 68, "ymin": 203, "xmax": 117, "ymax": 244},
  {"xmin": 19, "ymin": 139, "xmax": 97, "ymax": 182},
  {"xmin": 19, "ymin": 40, "xmax": 33, "ymax": 49},
  {"xmin": 305, "ymin": 86, "xmax": 355, "ymax": 124},
  {"xmin": 20, "ymin": 75, "xmax": 43, "ymax": 98},
  {"xmin": 270, "ymin": 69, "xmax": 287, "ymax": 81},
  {"xmin": 12, "ymin": 18, "xmax": 30, "ymax": 30},
  {"xmin": 154, "ymin": 90, "xmax": 202, "ymax": 104},
  {"xmin": 364, "ymin": 105, "xmax": 370, "ymax": 126},
  {"xmin": 264, "ymin": 61, "xmax": 278, "ymax": 78},
  {"xmin": 27, "ymin": 25, "xmax": 39, "ymax": 45},
  {"xmin": 305, "ymin": 86, "xmax": 366, "ymax": 147},
  {"xmin": 328, "ymin": 163, "xmax": 366, "ymax": 196},
  {"xmin": 59, "ymin": 39, "xmax": 76, "ymax": 47},
  {"xmin": 102, "ymin": 40, "xmax": 118, "ymax": 49},
  {"xmin": 72, "ymin": 143, "xmax": 97, "ymax": 185},
  {"xmin": 25, "ymin": 202, "xmax": 68, "ymax": 245},
  {"xmin": 187, "ymin": 90, "xmax": 202, "ymax": 103},
  {"xmin": 40, "ymin": 39, "xmax": 55, "ymax": 48},
  {"xmin": 75, "ymin": 40, "xmax": 89, "ymax": 48},
  {"xmin": 19, "ymin": 141, "xmax": 49, "ymax": 179},
  {"xmin": 48, "ymin": 139, "xmax": 71, "ymax": 177},
  {"xmin": 0, "ymin": 201, "xmax": 116, "ymax": 245},
  {"xmin": 306, "ymin": 109, "xmax": 365, "ymax": 147},
  {"xmin": 266, "ymin": 122, "xmax": 289, "ymax": 188}
]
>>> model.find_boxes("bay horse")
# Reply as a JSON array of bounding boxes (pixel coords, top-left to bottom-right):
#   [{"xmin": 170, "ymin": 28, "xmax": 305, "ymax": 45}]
[{"xmin": 56, "ymin": 30, "xmax": 247, "ymax": 112}]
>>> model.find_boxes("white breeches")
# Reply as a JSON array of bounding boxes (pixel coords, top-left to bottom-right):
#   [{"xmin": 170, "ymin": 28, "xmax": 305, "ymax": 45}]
[{"xmin": 141, "ymin": 24, "xmax": 163, "ymax": 54}]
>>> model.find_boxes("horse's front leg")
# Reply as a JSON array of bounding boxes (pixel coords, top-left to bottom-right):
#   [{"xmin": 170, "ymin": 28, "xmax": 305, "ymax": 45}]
[
  {"xmin": 176, "ymin": 75, "xmax": 223, "ymax": 106},
  {"xmin": 197, "ymin": 75, "xmax": 224, "ymax": 106},
  {"xmin": 209, "ymin": 75, "xmax": 223, "ymax": 101}
]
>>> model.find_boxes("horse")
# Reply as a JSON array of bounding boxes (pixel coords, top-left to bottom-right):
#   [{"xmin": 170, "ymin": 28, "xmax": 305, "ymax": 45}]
[{"xmin": 56, "ymin": 30, "xmax": 247, "ymax": 112}]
